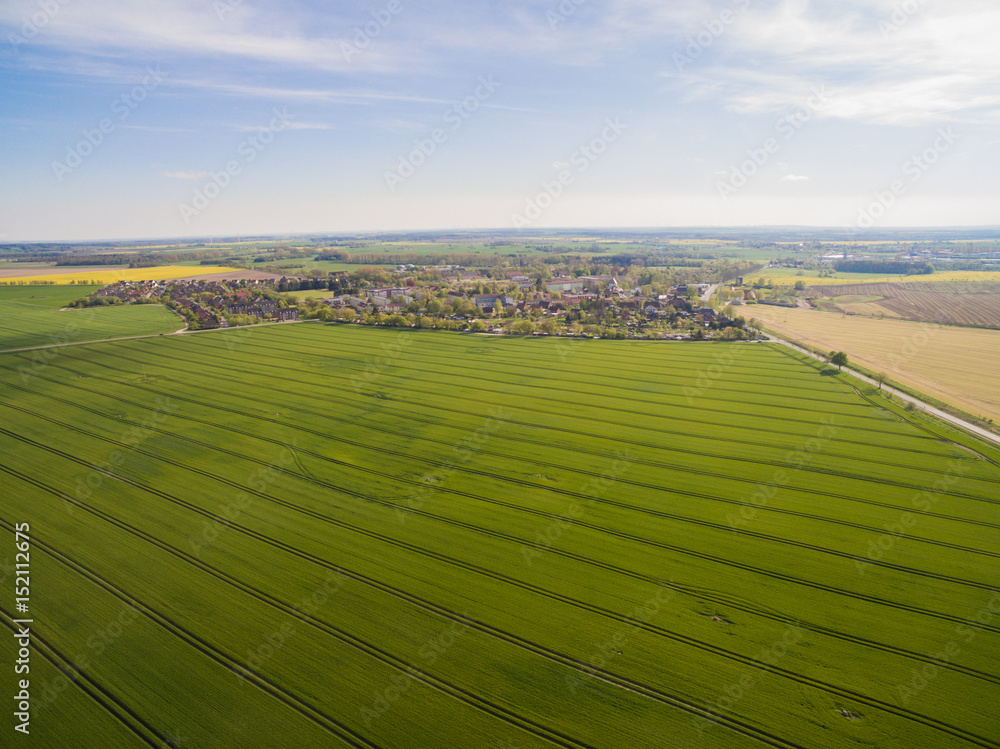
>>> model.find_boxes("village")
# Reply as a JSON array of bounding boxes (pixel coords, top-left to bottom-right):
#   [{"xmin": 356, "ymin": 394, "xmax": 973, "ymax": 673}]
[{"xmin": 86, "ymin": 265, "xmax": 765, "ymax": 340}]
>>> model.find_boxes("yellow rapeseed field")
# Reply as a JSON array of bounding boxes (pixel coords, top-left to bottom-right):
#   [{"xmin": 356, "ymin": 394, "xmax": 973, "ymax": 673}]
[
  {"xmin": 2, "ymin": 265, "xmax": 244, "ymax": 285},
  {"xmin": 746, "ymin": 304, "xmax": 1000, "ymax": 424}
]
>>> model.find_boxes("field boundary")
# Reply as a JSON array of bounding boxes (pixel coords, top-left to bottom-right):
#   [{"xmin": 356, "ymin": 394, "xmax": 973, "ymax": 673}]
[{"xmin": 761, "ymin": 330, "xmax": 1000, "ymax": 451}]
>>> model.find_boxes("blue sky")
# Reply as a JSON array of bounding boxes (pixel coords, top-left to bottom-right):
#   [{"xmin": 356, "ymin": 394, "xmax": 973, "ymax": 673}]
[{"xmin": 1, "ymin": 0, "xmax": 998, "ymax": 241}]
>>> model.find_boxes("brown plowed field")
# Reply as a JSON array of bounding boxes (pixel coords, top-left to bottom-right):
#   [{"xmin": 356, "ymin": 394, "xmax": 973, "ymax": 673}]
[{"xmin": 808, "ymin": 281, "xmax": 1000, "ymax": 329}]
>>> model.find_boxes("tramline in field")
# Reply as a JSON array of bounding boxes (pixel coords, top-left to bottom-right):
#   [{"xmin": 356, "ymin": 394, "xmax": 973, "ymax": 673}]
[{"xmin": 1, "ymin": 323, "xmax": 998, "ymax": 749}]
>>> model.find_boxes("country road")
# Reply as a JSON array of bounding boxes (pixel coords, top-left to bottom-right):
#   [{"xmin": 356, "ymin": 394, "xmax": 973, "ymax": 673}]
[
  {"xmin": 767, "ymin": 336, "xmax": 1000, "ymax": 449},
  {"xmin": 0, "ymin": 319, "xmax": 311, "ymax": 355},
  {"xmin": 4, "ymin": 317, "xmax": 995, "ymax": 451}
]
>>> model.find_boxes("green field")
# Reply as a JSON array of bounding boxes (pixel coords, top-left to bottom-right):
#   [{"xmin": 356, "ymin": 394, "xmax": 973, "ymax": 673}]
[
  {"xmin": 1, "ymin": 325, "xmax": 998, "ymax": 748},
  {"xmin": 0, "ymin": 286, "xmax": 184, "ymax": 350}
]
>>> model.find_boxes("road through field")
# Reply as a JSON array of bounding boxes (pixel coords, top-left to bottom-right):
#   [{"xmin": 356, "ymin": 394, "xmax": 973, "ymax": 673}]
[
  {"xmin": 746, "ymin": 304, "xmax": 1000, "ymax": 426},
  {"xmin": 1, "ymin": 324, "xmax": 998, "ymax": 748},
  {"xmin": 766, "ymin": 337, "xmax": 1000, "ymax": 449}
]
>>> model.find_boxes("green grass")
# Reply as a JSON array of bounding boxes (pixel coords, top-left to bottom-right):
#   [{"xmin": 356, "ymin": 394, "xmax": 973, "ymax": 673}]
[
  {"xmin": 0, "ymin": 326, "xmax": 997, "ymax": 748},
  {"xmin": 0, "ymin": 285, "xmax": 184, "ymax": 350},
  {"xmin": 280, "ymin": 289, "xmax": 335, "ymax": 301}
]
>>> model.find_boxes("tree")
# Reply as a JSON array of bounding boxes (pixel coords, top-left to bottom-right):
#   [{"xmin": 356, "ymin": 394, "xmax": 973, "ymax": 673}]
[
  {"xmin": 874, "ymin": 371, "xmax": 888, "ymax": 390},
  {"xmin": 830, "ymin": 351, "xmax": 848, "ymax": 370},
  {"xmin": 793, "ymin": 280, "xmax": 806, "ymax": 291},
  {"xmin": 509, "ymin": 319, "xmax": 535, "ymax": 335},
  {"xmin": 538, "ymin": 319, "xmax": 559, "ymax": 335}
]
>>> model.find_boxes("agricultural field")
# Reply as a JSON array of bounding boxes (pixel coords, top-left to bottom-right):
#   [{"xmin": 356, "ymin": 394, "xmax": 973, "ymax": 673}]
[
  {"xmin": 742, "ymin": 270, "xmax": 1000, "ymax": 288},
  {"xmin": 0, "ymin": 265, "xmax": 244, "ymax": 285},
  {"xmin": 745, "ymin": 304, "xmax": 1000, "ymax": 425},
  {"xmin": 1, "ymin": 324, "xmax": 998, "ymax": 748},
  {"xmin": 0, "ymin": 285, "xmax": 184, "ymax": 351},
  {"xmin": 807, "ymin": 282, "xmax": 1000, "ymax": 329}
]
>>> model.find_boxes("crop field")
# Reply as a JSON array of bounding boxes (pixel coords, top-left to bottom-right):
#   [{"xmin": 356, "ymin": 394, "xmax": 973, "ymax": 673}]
[
  {"xmin": 0, "ymin": 265, "xmax": 244, "ymax": 285},
  {"xmin": 743, "ymin": 270, "xmax": 1000, "ymax": 288},
  {"xmin": 808, "ymin": 282, "xmax": 1000, "ymax": 329},
  {"xmin": 0, "ymin": 285, "xmax": 183, "ymax": 351},
  {"xmin": 744, "ymin": 305, "xmax": 1000, "ymax": 425},
  {"xmin": 1, "ymin": 325, "xmax": 999, "ymax": 748}
]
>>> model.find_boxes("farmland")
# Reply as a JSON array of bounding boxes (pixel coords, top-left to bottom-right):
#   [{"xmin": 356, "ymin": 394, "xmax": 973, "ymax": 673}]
[
  {"xmin": 0, "ymin": 285, "xmax": 183, "ymax": 350},
  {"xmin": 744, "ymin": 305, "xmax": 1000, "ymax": 425},
  {"xmin": 0, "ymin": 265, "xmax": 244, "ymax": 285},
  {"xmin": 1, "ymin": 324, "xmax": 998, "ymax": 748},
  {"xmin": 742, "ymin": 270, "xmax": 1000, "ymax": 288},
  {"xmin": 807, "ymin": 282, "xmax": 1000, "ymax": 329}
]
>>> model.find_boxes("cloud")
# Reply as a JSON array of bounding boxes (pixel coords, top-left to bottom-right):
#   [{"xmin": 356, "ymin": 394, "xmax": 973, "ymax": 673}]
[
  {"xmin": 162, "ymin": 171, "xmax": 209, "ymax": 180},
  {"xmin": 781, "ymin": 174, "xmax": 810, "ymax": 181},
  {"xmin": 0, "ymin": 0, "xmax": 422, "ymax": 73},
  {"xmin": 668, "ymin": 0, "xmax": 1000, "ymax": 126}
]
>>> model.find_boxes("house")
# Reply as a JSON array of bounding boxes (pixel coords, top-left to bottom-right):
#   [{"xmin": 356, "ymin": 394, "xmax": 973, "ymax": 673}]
[
  {"xmin": 545, "ymin": 278, "xmax": 584, "ymax": 293},
  {"xmin": 579, "ymin": 275, "xmax": 616, "ymax": 290},
  {"xmin": 473, "ymin": 294, "xmax": 513, "ymax": 309}
]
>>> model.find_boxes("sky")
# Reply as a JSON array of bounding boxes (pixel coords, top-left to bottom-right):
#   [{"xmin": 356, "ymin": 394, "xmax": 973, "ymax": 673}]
[{"xmin": 1, "ymin": 0, "xmax": 998, "ymax": 242}]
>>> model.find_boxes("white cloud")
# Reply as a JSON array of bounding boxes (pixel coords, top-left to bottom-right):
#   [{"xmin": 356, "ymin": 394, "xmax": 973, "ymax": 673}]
[
  {"xmin": 0, "ymin": 0, "xmax": 420, "ymax": 73},
  {"xmin": 781, "ymin": 174, "xmax": 810, "ymax": 181},
  {"xmin": 668, "ymin": 0, "xmax": 1000, "ymax": 126}
]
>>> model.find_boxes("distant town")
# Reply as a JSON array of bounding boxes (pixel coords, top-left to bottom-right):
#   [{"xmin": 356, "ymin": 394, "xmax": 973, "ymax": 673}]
[{"xmin": 74, "ymin": 264, "xmax": 769, "ymax": 340}]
